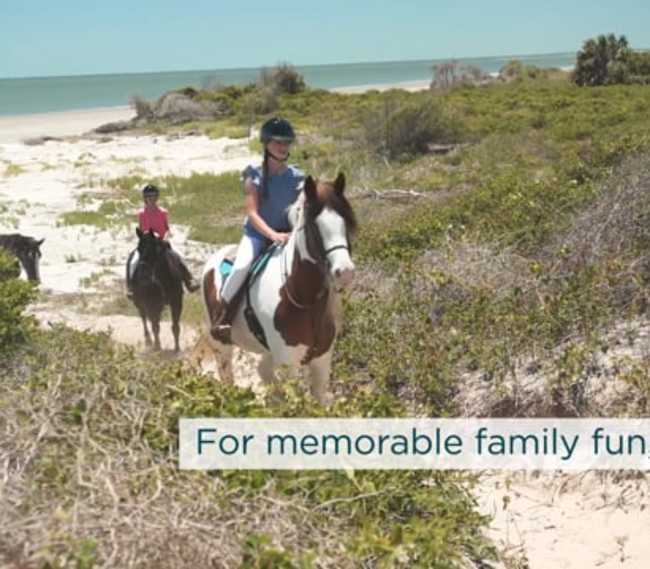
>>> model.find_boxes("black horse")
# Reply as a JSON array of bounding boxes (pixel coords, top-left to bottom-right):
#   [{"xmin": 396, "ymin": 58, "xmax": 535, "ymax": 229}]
[
  {"xmin": 130, "ymin": 228, "xmax": 184, "ymax": 352},
  {"xmin": 0, "ymin": 233, "xmax": 44, "ymax": 283}
]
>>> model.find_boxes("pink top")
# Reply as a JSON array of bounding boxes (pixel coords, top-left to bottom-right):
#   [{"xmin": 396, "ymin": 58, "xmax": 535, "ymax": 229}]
[{"xmin": 138, "ymin": 206, "xmax": 169, "ymax": 239}]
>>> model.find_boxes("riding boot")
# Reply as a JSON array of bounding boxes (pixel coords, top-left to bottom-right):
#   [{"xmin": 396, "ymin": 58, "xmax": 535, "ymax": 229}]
[
  {"xmin": 166, "ymin": 247, "xmax": 200, "ymax": 293},
  {"xmin": 184, "ymin": 274, "xmax": 201, "ymax": 293}
]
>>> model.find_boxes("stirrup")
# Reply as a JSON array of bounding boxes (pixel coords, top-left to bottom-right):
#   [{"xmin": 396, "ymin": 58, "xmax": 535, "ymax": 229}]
[{"xmin": 210, "ymin": 323, "xmax": 232, "ymax": 343}]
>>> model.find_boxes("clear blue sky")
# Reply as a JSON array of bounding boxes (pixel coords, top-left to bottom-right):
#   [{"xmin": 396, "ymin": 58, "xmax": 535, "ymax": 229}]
[{"xmin": 2, "ymin": 0, "xmax": 649, "ymax": 78}]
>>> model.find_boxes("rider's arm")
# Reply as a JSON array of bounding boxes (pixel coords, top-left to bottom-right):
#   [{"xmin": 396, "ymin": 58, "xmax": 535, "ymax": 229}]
[
  {"xmin": 244, "ymin": 178, "xmax": 288, "ymax": 243},
  {"xmin": 162, "ymin": 210, "xmax": 171, "ymax": 240}
]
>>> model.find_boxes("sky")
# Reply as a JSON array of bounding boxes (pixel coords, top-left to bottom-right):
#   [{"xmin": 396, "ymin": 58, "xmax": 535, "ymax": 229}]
[{"xmin": 2, "ymin": 0, "xmax": 650, "ymax": 78}]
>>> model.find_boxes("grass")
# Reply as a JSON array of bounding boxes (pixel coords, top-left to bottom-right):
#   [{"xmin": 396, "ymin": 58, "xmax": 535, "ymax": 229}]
[
  {"xmin": 106, "ymin": 171, "xmax": 246, "ymax": 244},
  {"xmin": 0, "ymin": 327, "xmax": 493, "ymax": 567},
  {"xmin": 5, "ymin": 73, "xmax": 650, "ymax": 566},
  {"xmin": 3, "ymin": 162, "xmax": 26, "ymax": 177}
]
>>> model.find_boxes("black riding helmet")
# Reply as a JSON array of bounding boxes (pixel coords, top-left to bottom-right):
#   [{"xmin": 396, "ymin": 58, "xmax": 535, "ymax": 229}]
[
  {"xmin": 260, "ymin": 117, "xmax": 295, "ymax": 144},
  {"xmin": 142, "ymin": 183, "xmax": 160, "ymax": 197}
]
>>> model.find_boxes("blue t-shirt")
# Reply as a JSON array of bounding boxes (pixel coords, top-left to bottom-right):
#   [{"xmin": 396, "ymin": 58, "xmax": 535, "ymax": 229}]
[{"xmin": 242, "ymin": 164, "xmax": 304, "ymax": 240}]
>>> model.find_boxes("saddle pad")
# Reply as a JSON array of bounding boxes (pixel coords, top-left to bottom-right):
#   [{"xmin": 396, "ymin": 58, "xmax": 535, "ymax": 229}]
[
  {"xmin": 217, "ymin": 243, "xmax": 276, "ymax": 288},
  {"xmin": 219, "ymin": 258, "xmax": 233, "ymax": 278}
]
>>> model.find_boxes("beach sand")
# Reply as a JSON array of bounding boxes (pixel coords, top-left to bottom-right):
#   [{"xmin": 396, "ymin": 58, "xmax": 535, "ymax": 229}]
[
  {"xmin": 0, "ymin": 79, "xmax": 433, "ymax": 145},
  {"xmin": 2, "ymin": 92, "xmax": 649, "ymax": 569},
  {"xmin": 332, "ymin": 79, "xmax": 430, "ymax": 94},
  {"xmin": 0, "ymin": 106, "xmax": 135, "ymax": 144}
]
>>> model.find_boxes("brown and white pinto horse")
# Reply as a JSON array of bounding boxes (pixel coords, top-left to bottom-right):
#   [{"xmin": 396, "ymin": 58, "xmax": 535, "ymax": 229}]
[{"xmin": 201, "ymin": 173, "xmax": 356, "ymax": 404}]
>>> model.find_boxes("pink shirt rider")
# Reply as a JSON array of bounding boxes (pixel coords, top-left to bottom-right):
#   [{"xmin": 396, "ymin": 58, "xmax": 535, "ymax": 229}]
[{"xmin": 138, "ymin": 206, "xmax": 169, "ymax": 239}]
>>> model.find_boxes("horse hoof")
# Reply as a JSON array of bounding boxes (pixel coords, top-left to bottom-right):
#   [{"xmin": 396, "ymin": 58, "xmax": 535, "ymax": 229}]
[{"xmin": 317, "ymin": 392, "xmax": 334, "ymax": 407}]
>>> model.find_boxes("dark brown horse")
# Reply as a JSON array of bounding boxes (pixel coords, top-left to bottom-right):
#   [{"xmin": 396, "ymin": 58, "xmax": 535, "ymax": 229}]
[
  {"xmin": 130, "ymin": 228, "xmax": 184, "ymax": 352},
  {"xmin": 0, "ymin": 233, "xmax": 44, "ymax": 283}
]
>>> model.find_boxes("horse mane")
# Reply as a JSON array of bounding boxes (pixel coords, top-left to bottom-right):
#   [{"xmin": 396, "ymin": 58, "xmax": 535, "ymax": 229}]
[
  {"xmin": 0, "ymin": 233, "xmax": 41, "ymax": 255},
  {"xmin": 287, "ymin": 179, "xmax": 357, "ymax": 236}
]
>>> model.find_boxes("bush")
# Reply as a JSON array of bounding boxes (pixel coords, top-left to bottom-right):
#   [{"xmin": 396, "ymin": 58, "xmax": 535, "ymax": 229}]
[
  {"xmin": 241, "ymin": 86, "xmax": 279, "ymax": 115},
  {"xmin": 572, "ymin": 33, "xmax": 633, "ymax": 86},
  {"xmin": 363, "ymin": 95, "xmax": 463, "ymax": 160},
  {"xmin": 430, "ymin": 61, "xmax": 490, "ymax": 89},
  {"xmin": 129, "ymin": 95, "xmax": 153, "ymax": 119},
  {"xmin": 499, "ymin": 59, "xmax": 549, "ymax": 82},
  {"xmin": 0, "ymin": 249, "xmax": 36, "ymax": 355},
  {"xmin": 259, "ymin": 63, "xmax": 306, "ymax": 95}
]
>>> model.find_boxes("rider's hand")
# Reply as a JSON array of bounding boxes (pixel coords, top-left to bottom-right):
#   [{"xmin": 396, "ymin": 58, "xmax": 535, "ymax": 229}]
[{"xmin": 271, "ymin": 232, "xmax": 290, "ymax": 244}]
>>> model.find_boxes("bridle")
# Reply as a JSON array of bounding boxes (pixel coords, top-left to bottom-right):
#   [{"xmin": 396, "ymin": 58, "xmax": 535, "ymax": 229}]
[
  {"xmin": 136, "ymin": 238, "xmax": 166, "ymax": 288},
  {"xmin": 281, "ymin": 209, "xmax": 352, "ymax": 310}
]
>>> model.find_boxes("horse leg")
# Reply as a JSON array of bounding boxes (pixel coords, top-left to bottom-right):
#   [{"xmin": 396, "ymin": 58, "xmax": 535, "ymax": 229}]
[
  {"xmin": 151, "ymin": 310, "xmax": 161, "ymax": 351},
  {"xmin": 257, "ymin": 353, "xmax": 278, "ymax": 387},
  {"xmin": 212, "ymin": 342, "xmax": 234, "ymax": 385},
  {"xmin": 138, "ymin": 307, "xmax": 152, "ymax": 347},
  {"xmin": 307, "ymin": 351, "xmax": 334, "ymax": 406},
  {"xmin": 170, "ymin": 292, "xmax": 182, "ymax": 353}
]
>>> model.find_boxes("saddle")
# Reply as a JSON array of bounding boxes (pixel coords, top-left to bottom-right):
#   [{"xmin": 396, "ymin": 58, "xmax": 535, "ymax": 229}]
[{"xmin": 213, "ymin": 243, "xmax": 277, "ymax": 347}]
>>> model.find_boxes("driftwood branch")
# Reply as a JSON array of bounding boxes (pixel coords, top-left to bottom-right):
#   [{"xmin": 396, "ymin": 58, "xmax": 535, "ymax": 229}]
[{"xmin": 354, "ymin": 188, "xmax": 430, "ymax": 201}]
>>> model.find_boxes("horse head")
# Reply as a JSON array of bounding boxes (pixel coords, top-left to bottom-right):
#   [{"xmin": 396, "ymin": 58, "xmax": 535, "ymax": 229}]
[
  {"xmin": 0, "ymin": 234, "xmax": 44, "ymax": 283},
  {"xmin": 290, "ymin": 172, "xmax": 357, "ymax": 289},
  {"xmin": 135, "ymin": 228, "xmax": 166, "ymax": 285}
]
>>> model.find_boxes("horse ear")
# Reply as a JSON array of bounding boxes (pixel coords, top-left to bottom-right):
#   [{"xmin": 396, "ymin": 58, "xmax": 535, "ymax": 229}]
[
  {"xmin": 37, "ymin": 238, "xmax": 45, "ymax": 246},
  {"xmin": 136, "ymin": 227, "xmax": 143, "ymax": 238},
  {"xmin": 334, "ymin": 172, "xmax": 346, "ymax": 195},
  {"xmin": 304, "ymin": 175, "xmax": 318, "ymax": 203}
]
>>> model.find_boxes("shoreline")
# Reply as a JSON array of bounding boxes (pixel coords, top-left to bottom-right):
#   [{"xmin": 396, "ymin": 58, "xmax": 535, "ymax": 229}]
[
  {"xmin": 0, "ymin": 106, "xmax": 135, "ymax": 144},
  {"xmin": 0, "ymin": 81, "xmax": 433, "ymax": 144}
]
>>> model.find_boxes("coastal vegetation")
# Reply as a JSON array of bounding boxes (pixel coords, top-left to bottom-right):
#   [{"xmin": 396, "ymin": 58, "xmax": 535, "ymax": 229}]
[
  {"xmin": 572, "ymin": 33, "xmax": 650, "ymax": 86},
  {"xmin": 5, "ymin": 42, "xmax": 650, "ymax": 566}
]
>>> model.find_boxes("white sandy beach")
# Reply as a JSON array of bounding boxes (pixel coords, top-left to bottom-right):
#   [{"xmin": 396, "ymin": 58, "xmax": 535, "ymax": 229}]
[
  {"xmin": 332, "ymin": 79, "xmax": 431, "ymax": 94},
  {"xmin": 0, "ymin": 106, "xmax": 135, "ymax": 144},
  {"xmin": 1, "ymin": 95, "xmax": 649, "ymax": 569}
]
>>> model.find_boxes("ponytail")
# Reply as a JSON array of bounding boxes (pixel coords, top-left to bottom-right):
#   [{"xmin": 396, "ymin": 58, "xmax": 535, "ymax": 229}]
[{"xmin": 261, "ymin": 148, "xmax": 269, "ymax": 201}]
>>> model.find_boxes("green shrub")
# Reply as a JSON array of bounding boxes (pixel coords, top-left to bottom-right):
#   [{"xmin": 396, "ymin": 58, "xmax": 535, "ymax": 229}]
[
  {"xmin": 499, "ymin": 59, "xmax": 549, "ymax": 82},
  {"xmin": 571, "ymin": 34, "xmax": 650, "ymax": 86},
  {"xmin": 259, "ymin": 63, "xmax": 306, "ymax": 95},
  {"xmin": 363, "ymin": 96, "xmax": 463, "ymax": 160},
  {"xmin": 0, "ymin": 249, "xmax": 36, "ymax": 355}
]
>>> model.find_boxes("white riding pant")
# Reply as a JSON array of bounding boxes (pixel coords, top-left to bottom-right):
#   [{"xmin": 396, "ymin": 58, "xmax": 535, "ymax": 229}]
[
  {"xmin": 220, "ymin": 234, "xmax": 266, "ymax": 304},
  {"xmin": 128, "ymin": 250, "xmax": 139, "ymax": 280}
]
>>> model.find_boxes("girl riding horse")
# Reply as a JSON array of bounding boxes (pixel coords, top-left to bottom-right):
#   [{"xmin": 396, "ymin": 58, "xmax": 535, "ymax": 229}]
[
  {"xmin": 211, "ymin": 117, "xmax": 304, "ymax": 342},
  {"xmin": 126, "ymin": 183, "xmax": 199, "ymax": 298}
]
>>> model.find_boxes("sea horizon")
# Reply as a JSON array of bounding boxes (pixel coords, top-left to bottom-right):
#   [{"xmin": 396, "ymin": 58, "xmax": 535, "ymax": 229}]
[{"xmin": 1, "ymin": 51, "xmax": 576, "ymax": 117}]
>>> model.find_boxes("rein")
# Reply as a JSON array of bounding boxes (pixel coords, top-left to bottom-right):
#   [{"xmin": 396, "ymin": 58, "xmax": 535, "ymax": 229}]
[{"xmin": 280, "ymin": 218, "xmax": 350, "ymax": 310}]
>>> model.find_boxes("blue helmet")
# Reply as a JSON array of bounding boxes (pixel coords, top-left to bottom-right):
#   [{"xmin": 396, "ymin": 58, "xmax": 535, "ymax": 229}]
[{"xmin": 260, "ymin": 117, "xmax": 295, "ymax": 144}]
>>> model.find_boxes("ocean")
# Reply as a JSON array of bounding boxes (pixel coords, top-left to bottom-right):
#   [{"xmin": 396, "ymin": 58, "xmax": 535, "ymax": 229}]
[{"xmin": 0, "ymin": 52, "xmax": 575, "ymax": 117}]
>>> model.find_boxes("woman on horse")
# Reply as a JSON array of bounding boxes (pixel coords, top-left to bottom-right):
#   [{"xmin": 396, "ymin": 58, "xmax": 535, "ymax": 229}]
[
  {"xmin": 126, "ymin": 183, "xmax": 199, "ymax": 298},
  {"xmin": 211, "ymin": 117, "xmax": 304, "ymax": 340}
]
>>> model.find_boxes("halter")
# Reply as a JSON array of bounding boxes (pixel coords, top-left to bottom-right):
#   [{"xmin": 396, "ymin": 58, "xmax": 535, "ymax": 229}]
[{"xmin": 281, "ymin": 214, "xmax": 351, "ymax": 310}]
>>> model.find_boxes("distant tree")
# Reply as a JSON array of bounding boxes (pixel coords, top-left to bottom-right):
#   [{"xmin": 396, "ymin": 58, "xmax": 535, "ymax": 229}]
[
  {"xmin": 627, "ymin": 50, "xmax": 650, "ymax": 84},
  {"xmin": 572, "ymin": 34, "xmax": 631, "ymax": 86},
  {"xmin": 430, "ymin": 61, "xmax": 490, "ymax": 89},
  {"xmin": 259, "ymin": 63, "xmax": 306, "ymax": 95}
]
